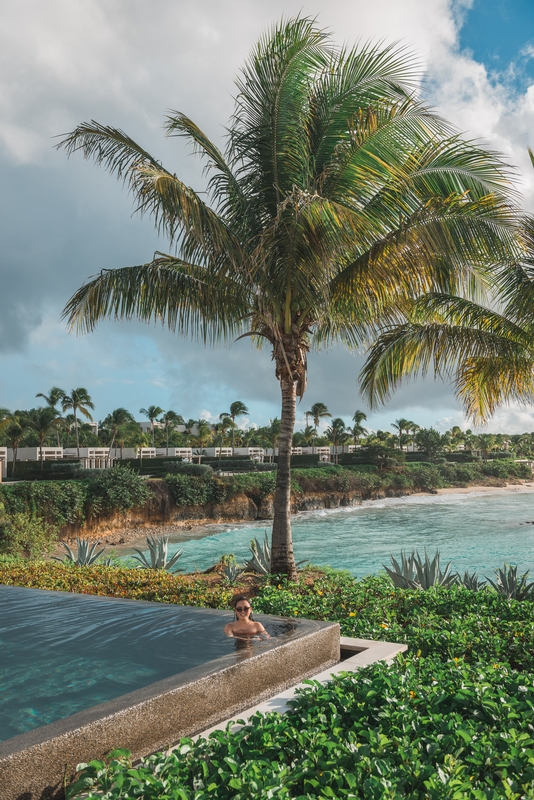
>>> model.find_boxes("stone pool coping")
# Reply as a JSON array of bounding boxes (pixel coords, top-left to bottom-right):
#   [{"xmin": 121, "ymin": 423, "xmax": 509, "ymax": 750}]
[{"xmin": 195, "ymin": 635, "xmax": 408, "ymax": 739}]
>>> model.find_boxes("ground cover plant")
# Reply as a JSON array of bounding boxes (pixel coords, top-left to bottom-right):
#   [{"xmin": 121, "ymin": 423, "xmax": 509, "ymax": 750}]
[{"xmin": 3, "ymin": 560, "xmax": 534, "ymax": 796}]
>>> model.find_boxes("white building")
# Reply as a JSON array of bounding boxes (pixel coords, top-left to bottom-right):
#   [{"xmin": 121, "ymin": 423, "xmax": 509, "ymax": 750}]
[
  {"xmin": 108, "ymin": 447, "xmax": 138, "ymax": 460},
  {"xmin": 138, "ymin": 447, "xmax": 157, "ymax": 459},
  {"xmin": 0, "ymin": 447, "xmax": 6, "ymax": 480},
  {"xmin": 156, "ymin": 448, "xmax": 193, "ymax": 460},
  {"xmin": 204, "ymin": 447, "xmax": 233, "ymax": 459},
  {"xmin": 138, "ymin": 420, "xmax": 165, "ymax": 434},
  {"xmin": 64, "ymin": 447, "xmax": 110, "ymax": 459},
  {"xmin": 8, "ymin": 447, "xmax": 64, "ymax": 461},
  {"xmin": 63, "ymin": 447, "xmax": 113, "ymax": 469}
]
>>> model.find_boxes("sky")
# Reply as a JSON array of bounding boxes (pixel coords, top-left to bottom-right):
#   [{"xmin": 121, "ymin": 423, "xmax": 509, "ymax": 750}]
[{"xmin": 2, "ymin": 0, "xmax": 534, "ymax": 435}]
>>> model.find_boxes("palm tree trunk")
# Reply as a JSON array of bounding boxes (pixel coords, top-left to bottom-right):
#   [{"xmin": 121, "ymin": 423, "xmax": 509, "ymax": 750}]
[
  {"xmin": 270, "ymin": 375, "xmax": 297, "ymax": 579},
  {"xmin": 74, "ymin": 408, "xmax": 80, "ymax": 457}
]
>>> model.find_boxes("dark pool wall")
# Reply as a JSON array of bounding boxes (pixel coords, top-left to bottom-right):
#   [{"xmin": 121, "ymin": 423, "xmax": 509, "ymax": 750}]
[{"xmin": 1, "ymin": 614, "xmax": 339, "ymax": 800}]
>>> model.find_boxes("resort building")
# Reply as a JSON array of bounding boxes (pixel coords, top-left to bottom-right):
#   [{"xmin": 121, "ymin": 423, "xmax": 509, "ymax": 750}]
[
  {"xmin": 155, "ymin": 448, "xmax": 193, "ymax": 460},
  {"xmin": 0, "ymin": 447, "xmax": 6, "ymax": 480},
  {"xmin": 7, "ymin": 447, "xmax": 64, "ymax": 462}
]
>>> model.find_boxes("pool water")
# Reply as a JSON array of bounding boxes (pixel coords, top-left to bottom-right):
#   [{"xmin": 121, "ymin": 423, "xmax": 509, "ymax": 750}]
[
  {"xmin": 154, "ymin": 489, "xmax": 534, "ymax": 577},
  {"xmin": 0, "ymin": 586, "xmax": 291, "ymax": 741}
]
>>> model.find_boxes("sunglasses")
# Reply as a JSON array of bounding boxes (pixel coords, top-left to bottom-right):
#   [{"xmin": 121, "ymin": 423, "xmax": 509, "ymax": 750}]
[{"xmin": 236, "ymin": 606, "xmax": 251, "ymax": 612}]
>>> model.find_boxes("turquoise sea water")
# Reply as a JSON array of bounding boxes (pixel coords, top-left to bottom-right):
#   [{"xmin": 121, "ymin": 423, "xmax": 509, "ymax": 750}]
[{"xmin": 149, "ymin": 489, "xmax": 534, "ymax": 578}]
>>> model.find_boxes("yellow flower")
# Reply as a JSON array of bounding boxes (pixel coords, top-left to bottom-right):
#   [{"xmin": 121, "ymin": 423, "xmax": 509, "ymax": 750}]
[
  {"xmin": 493, "ymin": 663, "xmax": 499, "ymax": 669},
  {"xmin": 349, "ymin": 611, "xmax": 356, "ymax": 617},
  {"xmin": 317, "ymin": 590, "xmax": 323, "ymax": 596},
  {"xmin": 409, "ymin": 690, "xmax": 417, "ymax": 698},
  {"xmin": 380, "ymin": 623, "xmax": 389, "ymax": 629},
  {"xmin": 293, "ymin": 610, "xmax": 298, "ymax": 615}
]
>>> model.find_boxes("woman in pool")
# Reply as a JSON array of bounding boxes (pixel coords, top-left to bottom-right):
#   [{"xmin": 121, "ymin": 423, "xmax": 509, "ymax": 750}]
[{"xmin": 224, "ymin": 595, "xmax": 270, "ymax": 638}]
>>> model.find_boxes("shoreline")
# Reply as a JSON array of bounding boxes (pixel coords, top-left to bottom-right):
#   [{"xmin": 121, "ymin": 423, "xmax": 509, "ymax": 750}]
[{"xmin": 52, "ymin": 480, "xmax": 534, "ymax": 558}]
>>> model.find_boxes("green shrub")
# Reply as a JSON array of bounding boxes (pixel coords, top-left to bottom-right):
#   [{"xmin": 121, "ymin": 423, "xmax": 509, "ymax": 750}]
[
  {"xmin": 0, "ymin": 512, "xmax": 60, "ymax": 557},
  {"xmin": 84, "ymin": 466, "xmax": 152, "ymax": 516},
  {"xmin": 410, "ymin": 465, "xmax": 444, "ymax": 491},
  {"xmin": 0, "ymin": 480, "xmax": 87, "ymax": 527},
  {"xmin": 68, "ymin": 655, "xmax": 534, "ymax": 799}
]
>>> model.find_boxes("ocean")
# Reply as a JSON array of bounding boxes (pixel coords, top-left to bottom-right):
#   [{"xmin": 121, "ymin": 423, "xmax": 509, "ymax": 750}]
[{"xmin": 136, "ymin": 487, "xmax": 534, "ymax": 578}]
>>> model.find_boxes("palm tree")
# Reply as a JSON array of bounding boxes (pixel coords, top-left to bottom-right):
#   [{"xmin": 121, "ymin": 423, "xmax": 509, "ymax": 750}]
[
  {"xmin": 220, "ymin": 401, "xmax": 249, "ymax": 455},
  {"xmin": 61, "ymin": 388, "xmax": 94, "ymax": 457},
  {"xmin": 0, "ymin": 407, "xmax": 10, "ymax": 435},
  {"xmin": 3, "ymin": 414, "xmax": 25, "ymax": 477},
  {"xmin": 300, "ymin": 425, "xmax": 317, "ymax": 446},
  {"xmin": 391, "ymin": 418, "xmax": 412, "ymax": 450},
  {"xmin": 307, "ymin": 403, "xmax": 332, "ymax": 432},
  {"xmin": 325, "ymin": 417, "xmax": 347, "ymax": 463},
  {"xmin": 351, "ymin": 410, "xmax": 368, "ymax": 446},
  {"xmin": 267, "ymin": 418, "xmax": 281, "ymax": 463},
  {"xmin": 25, "ymin": 407, "xmax": 61, "ymax": 472},
  {"xmin": 36, "ymin": 387, "xmax": 65, "ymax": 446},
  {"xmin": 161, "ymin": 410, "xmax": 185, "ymax": 455},
  {"xmin": 139, "ymin": 405, "xmax": 164, "ymax": 447},
  {"xmin": 59, "ymin": 18, "xmax": 518, "ymax": 577},
  {"xmin": 102, "ymin": 407, "xmax": 135, "ymax": 452}
]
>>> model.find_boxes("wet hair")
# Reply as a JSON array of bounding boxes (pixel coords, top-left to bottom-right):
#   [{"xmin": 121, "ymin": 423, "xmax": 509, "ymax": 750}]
[{"xmin": 232, "ymin": 595, "xmax": 255, "ymax": 621}]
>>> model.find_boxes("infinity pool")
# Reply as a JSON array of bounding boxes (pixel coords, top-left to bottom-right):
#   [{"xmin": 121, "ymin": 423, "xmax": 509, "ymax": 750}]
[{"xmin": 0, "ymin": 585, "xmax": 294, "ymax": 741}]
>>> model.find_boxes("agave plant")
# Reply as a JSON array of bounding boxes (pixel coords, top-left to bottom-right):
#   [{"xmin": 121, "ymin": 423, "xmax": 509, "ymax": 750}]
[
  {"xmin": 457, "ymin": 570, "xmax": 487, "ymax": 591},
  {"xmin": 223, "ymin": 561, "xmax": 245, "ymax": 584},
  {"xmin": 52, "ymin": 537, "xmax": 106, "ymax": 566},
  {"xmin": 244, "ymin": 534, "xmax": 272, "ymax": 575},
  {"xmin": 244, "ymin": 533, "xmax": 307, "ymax": 575},
  {"xmin": 385, "ymin": 549, "xmax": 456, "ymax": 590},
  {"xmin": 132, "ymin": 535, "xmax": 183, "ymax": 572},
  {"xmin": 384, "ymin": 551, "xmax": 416, "ymax": 589},
  {"xmin": 485, "ymin": 564, "xmax": 534, "ymax": 600}
]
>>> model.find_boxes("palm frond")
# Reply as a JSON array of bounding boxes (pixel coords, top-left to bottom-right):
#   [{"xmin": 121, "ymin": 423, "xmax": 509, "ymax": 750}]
[{"xmin": 62, "ymin": 255, "xmax": 249, "ymax": 342}]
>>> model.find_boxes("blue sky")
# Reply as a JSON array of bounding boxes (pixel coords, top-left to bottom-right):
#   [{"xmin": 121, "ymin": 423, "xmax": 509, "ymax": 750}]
[
  {"xmin": 1, "ymin": 0, "xmax": 534, "ymax": 434},
  {"xmin": 459, "ymin": 0, "xmax": 534, "ymax": 87}
]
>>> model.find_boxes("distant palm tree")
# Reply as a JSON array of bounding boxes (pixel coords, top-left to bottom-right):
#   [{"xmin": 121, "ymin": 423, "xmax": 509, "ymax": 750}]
[
  {"xmin": 102, "ymin": 408, "xmax": 135, "ymax": 451},
  {"xmin": 25, "ymin": 407, "xmax": 61, "ymax": 471},
  {"xmin": 267, "ymin": 418, "xmax": 281, "ymax": 463},
  {"xmin": 161, "ymin": 410, "xmax": 185, "ymax": 455},
  {"xmin": 325, "ymin": 417, "xmax": 347, "ymax": 463},
  {"xmin": 220, "ymin": 401, "xmax": 249, "ymax": 455},
  {"xmin": 308, "ymin": 403, "xmax": 332, "ymax": 432},
  {"xmin": 300, "ymin": 425, "xmax": 317, "ymax": 446},
  {"xmin": 36, "ymin": 387, "xmax": 65, "ymax": 445},
  {"xmin": 0, "ymin": 407, "xmax": 11, "ymax": 433},
  {"xmin": 139, "ymin": 405, "xmax": 164, "ymax": 447},
  {"xmin": 4, "ymin": 414, "xmax": 25, "ymax": 477},
  {"xmin": 193, "ymin": 419, "xmax": 213, "ymax": 450},
  {"xmin": 61, "ymin": 388, "xmax": 94, "ymax": 457},
  {"xmin": 351, "ymin": 410, "xmax": 368, "ymax": 445},
  {"xmin": 391, "ymin": 418, "xmax": 412, "ymax": 449}
]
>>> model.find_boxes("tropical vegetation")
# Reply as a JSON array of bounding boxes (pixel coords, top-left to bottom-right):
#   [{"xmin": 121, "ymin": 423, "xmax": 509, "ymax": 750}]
[{"xmin": 56, "ymin": 17, "xmax": 521, "ymax": 577}]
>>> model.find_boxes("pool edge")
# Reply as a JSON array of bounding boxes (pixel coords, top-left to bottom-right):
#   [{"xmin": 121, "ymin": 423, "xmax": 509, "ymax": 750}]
[{"xmin": 0, "ymin": 618, "xmax": 339, "ymax": 800}]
